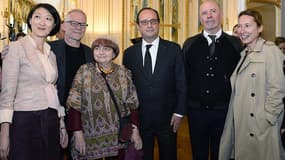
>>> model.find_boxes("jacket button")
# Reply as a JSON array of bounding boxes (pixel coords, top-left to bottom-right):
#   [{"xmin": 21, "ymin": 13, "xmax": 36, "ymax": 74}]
[
  {"xmin": 206, "ymin": 90, "xmax": 210, "ymax": 94},
  {"xmin": 251, "ymin": 93, "xmax": 255, "ymax": 97},
  {"xmin": 250, "ymin": 113, "xmax": 254, "ymax": 117},
  {"xmin": 250, "ymin": 133, "xmax": 254, "ymax": 137}
]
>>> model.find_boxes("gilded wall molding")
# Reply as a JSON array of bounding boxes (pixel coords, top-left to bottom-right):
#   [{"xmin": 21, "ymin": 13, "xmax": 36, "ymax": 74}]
[{"xmin": 247, "ymin": 0, "xmax": 281, "ymax": 7}]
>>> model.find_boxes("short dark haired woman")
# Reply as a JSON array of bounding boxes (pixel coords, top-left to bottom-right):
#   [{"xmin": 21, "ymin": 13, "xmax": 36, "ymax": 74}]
[{"xmin": 0, "ymin": 3, "xmax": 68, "ymax": 160}]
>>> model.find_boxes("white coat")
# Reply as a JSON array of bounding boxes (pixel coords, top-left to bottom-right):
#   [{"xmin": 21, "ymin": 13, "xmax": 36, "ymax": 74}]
[{"xmin": 219, "ymin": 38, "xmax": 285, "ymax": 160}]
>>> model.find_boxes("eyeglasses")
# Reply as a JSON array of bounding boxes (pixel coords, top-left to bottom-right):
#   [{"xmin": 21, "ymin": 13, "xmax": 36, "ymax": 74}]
[
  {"xmin": 65, "ymin": 21, "xmax": 88, "ymax": 28},
  {"xmin": 139, "ymin": 19, "xmax": 159, "ymax": 26}
]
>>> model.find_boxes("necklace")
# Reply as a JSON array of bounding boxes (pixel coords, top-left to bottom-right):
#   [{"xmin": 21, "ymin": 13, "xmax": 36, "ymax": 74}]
[{"xmin": 98, "ymin": 64, "xmax": 114, "ymax": 74}]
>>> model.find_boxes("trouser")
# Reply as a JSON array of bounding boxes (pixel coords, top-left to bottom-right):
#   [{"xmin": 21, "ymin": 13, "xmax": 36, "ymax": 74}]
[
  {"xmin": 9, "ymin": 108, "xmax": 60, "ymax": 160},
  {"xmin": 188, "ymin": 107, "xmax": 227, "ymax": 160},
  {"xmin": 141, "ymin": 126, "xmax": 177, "ymax": 160}
]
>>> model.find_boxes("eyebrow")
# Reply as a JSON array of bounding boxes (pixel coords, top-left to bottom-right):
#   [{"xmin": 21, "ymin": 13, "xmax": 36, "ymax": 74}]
[{"xmin": 33, "ymin": 12, "xmax": 52, "ymax": 16}]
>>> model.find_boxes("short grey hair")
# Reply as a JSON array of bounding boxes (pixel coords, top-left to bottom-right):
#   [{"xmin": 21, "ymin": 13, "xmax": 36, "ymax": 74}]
[{"xmin": 64, "ymin": 9, "xmax": 87, "ymax": 21}]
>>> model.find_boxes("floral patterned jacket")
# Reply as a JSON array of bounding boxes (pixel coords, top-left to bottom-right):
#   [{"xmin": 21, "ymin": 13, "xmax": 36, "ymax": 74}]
[{"xmin": 66, "ymin": 62, "xmax": 139, "ymax": 159}]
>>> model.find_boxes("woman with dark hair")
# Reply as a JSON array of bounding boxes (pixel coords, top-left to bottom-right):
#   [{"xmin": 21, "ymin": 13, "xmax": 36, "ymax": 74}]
[
  {"xmin": 219, "ymin": 9, "xmax": 285, "ymax": 160},
  {"xmin": 0, "ymin": 3, "xmax": 68, "ymax": 160},
  {"xmin": 66, "ymin": 37, "xmax": 142, "ymax": 160}
]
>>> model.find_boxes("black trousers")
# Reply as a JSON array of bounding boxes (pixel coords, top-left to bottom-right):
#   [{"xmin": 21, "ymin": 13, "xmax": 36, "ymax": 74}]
[
  {"xmin": 188, "ymin": 106, "xmax": 227, "ymax": 160},
  {"xmin": 9, "ymin": 108, "xmax": 60, "ymax": 160},
  {"xmin": 141, "ymin": 125, "xmax": 177, "ymax": 160}
]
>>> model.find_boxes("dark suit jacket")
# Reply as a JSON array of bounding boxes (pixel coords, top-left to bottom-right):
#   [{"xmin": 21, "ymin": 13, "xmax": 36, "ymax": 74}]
[
  {"xmin": 123, "ymin": 38, "xmax": 187, "ymax": 129},
  {"xmin": 49, "ymin": 39, "xmax": 93, "ymax": 106},
  {"xmin": 182, "ymin": 32, "xmax": 242, "ymax": 108}
]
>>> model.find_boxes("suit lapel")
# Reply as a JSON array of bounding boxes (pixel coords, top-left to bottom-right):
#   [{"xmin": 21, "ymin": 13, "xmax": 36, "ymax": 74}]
[
  {"xmin": 237, "ymin": 38, "xmax": 264, "ymax": 74},
  {"xmin": 152, "ymin": 40, "xmax": 166, "ymax": 77},
  {"xmin": 52, "ymin": 40, "xmax": 66, "ymax": 86},
  {"xmin": 237, "ymin": 55, "xmax": 250, "ymax": 74},
  {"xmin": 49, "ymin": 50, "xmax": 58, "ymax": 75},
  {"xmin": 20, "ymin": 37, "xmax": 46, "ymax": 79},
  {"xmin": 82, "ymin": 44, "xmax": 93, "ymax": 63},
  {"xmin": 133, "ymin": 43, "xmax": 145, "ymax": 77}
]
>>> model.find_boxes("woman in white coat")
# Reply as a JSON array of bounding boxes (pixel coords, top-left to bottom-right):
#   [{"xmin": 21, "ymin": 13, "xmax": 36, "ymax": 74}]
[
  {"xmin": 0, "ymin": 3, "xmax": 68, "ymax": 160},
  {"xmin": 219, "ymin": 9, "xmax": 285, "ymax": 160}
]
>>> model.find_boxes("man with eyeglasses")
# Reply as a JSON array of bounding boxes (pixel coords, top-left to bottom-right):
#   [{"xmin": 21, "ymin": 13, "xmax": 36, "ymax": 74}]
[
  {"xmin": 123, "ymin": 7, "xmax": 187, "ymax": 160},
  {"xmin": 50, "ymin": 9, "xmax": 93, "ymax": 109},
  {"xmin": 49, "ymin": 9, "xmax": 93, "ymax": 159},
  {"xmin": 182, "ymin": 1, "xmax": 242, "ymax": 160}
]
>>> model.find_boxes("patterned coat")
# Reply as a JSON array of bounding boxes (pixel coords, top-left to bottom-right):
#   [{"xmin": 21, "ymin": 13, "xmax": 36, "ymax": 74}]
[{"xmin": 66, "ymin": 63, "xmax": 139, "ymax": 160}]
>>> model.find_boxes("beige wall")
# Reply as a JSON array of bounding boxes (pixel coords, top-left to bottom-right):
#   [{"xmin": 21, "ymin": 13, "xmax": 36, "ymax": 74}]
[
  {"xmin": 248, "ymin": 2, "xmax": 279, "ymax": 41},
  {"xmin": 1, "ymin": 0, "xmax": 283, "ymax": 54},
  {"xmin": 252, "ymin": 5, "xmax": 276, "ymax": 41}
]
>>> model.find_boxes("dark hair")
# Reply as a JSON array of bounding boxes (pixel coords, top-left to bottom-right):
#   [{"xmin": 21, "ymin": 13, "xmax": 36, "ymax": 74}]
[
  {"xmin": 27, "ymin": 3, "xmax": 61, "ymax": 36},
  {"xmin": 16, "ymin": 32, "xmax": 26, "ymax": 40},
  {"xmin": 136, "ymin": 7, "xmax": 160, "ymax": 24},
  {"xmin": 232, "ymin": 24, "xmax": 238, "ymax": 32},
  {"xmin": 130, "ymin": 37, "xmax": 142, "ymax": 44},
  {"xmin": 238, "ymin": 9, "xmax": 263, "ymax": 27},
  {"xmin": 91, "ymin": 38, "xmax": 120, "ymax": 60},
  {"xmin": 275, "ymin": 37, "xmax": 285, "ymax": 46}
]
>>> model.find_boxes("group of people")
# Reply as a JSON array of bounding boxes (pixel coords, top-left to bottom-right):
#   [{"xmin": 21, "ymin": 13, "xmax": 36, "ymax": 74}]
[{"xmin": 1, "ymin": 0, "xmax": 285, "ymax": 160}]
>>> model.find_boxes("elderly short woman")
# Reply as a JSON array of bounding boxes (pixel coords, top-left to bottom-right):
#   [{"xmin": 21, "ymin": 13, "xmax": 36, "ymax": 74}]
[{"xmin": 66, "ymin": 37, "xmax": 142, "ymax": 160}]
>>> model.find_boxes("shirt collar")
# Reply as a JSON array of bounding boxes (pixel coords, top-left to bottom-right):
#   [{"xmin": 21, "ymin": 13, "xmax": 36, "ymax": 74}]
[
  {"xmin": 203, "ymin": 29, "xmax": 222, "ymax": 44},
  {"xmin": 142, "ymin": 36, "xmax": 160, "ymax": 48},
  {"xmin": 27, "ymin": 34, "xmax": 51, "ymax": 56},
  {"xmin": 242, "ymin": 37, "xmax": 265, "ymax": 56}
]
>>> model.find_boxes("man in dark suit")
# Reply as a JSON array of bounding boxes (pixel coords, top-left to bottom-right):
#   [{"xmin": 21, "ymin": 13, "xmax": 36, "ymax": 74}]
[
  {"xmin": 49, "ymin": 9, "xmax": 93, "ymax": 160},
  {"xmin": 49, "ymin": 9, "xmax": 93, "ymax": 109},
  {"xmin": 182, "ymin": 1, "xmax": 242, "ymax": 160},
  {"xmin": 123, "ymin": 7, "xmax": 187, "ymax": 160}
]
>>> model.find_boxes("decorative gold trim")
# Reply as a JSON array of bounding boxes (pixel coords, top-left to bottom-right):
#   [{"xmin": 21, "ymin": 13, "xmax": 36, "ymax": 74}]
[
  {"xmin": 247, "ymin": 0, "xmax": 281, "ymax": 7},
  {"xmin": 11, "ymin": 0, "xmax": 35, "ymax": 25}
]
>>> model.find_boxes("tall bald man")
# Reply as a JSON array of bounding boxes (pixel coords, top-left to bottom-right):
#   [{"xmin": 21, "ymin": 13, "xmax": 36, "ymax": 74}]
[{"xmin": 182, "ymin": 1, "xmax": 242, "ymax": 159}]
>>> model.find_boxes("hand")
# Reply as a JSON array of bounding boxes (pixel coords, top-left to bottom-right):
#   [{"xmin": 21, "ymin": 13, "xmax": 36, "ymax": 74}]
[
  {"xmin": 1, "ymin": 45, "xmax": 9, "ymax": 60},
  {"xmin": 170, "ymin": 114, "xmax": 182, "ymax": 133},
  {"xmin": 73, "ymin": 130, "xmax": 86, "ymax": 155},
  {"xmin": 131, "ymin": 125, "xmax": 143, "ymax": 150},
  {"xmin": 60, "ymin": 128, "xmax": 68, "ymax": 148},
  {"xmin": 0, "ymin": 123, "xmax": 10, "ymax": 160},
  {"xmin": 281, "ymin": 128, "xmax": 285, "ymax": 134}
]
